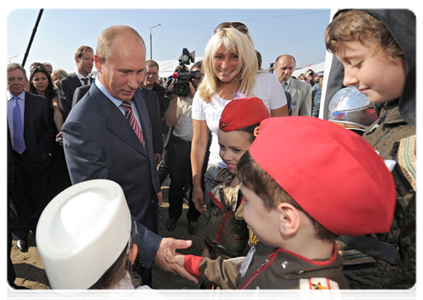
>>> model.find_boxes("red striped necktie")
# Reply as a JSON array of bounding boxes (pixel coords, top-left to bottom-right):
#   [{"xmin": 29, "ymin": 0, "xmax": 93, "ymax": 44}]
[{"xmin": 120, "ymin": 100, "xmax": 146, "ymax": 148}]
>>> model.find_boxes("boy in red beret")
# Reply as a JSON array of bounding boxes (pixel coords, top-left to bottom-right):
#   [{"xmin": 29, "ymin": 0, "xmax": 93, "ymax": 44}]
[
  {"xmin": 173, "ymin": 117, "xmax": 396, "ymax": 289},
  {"xmin": 201, "ymin": 97, "xmax": 270, "ymax": 259}
]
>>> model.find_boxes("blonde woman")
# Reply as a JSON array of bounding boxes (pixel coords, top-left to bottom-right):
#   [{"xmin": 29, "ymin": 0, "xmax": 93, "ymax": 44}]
[
  {"xmin": 191, "ymin": 22, "xmax": 288, "ymax": 216},
  {"xmin": 51, "ymin": 68, "xmax": 68, "ymax": 89}
]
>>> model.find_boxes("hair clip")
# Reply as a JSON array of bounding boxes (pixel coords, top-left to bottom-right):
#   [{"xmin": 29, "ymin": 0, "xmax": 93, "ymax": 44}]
[{"xmin": 253, "ymin": 126, "xmax": 261, "ymax": 137}]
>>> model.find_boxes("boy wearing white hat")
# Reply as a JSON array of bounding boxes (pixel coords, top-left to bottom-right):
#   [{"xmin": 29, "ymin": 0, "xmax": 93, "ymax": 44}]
[{"xmin": 37, "ymin": 179, "xmax": 150, "ymax": 289}]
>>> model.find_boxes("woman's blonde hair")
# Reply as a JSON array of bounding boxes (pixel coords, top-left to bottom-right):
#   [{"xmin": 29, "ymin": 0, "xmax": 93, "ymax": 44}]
[{"xmin": 198, "ymin": 27, "xmax": 257, "ymax": 103}]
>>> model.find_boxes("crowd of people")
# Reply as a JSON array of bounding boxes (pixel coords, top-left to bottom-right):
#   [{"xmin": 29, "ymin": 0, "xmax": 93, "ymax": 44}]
[{"xmin": 7, "ymin": 9, "xmax": 415, "ymax": 292}]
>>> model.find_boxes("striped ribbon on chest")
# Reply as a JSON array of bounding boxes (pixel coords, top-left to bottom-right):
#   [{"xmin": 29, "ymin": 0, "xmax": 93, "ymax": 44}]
[{"xmin": 120, "ymin": 100, "xmax": 146, "ymax": 148}]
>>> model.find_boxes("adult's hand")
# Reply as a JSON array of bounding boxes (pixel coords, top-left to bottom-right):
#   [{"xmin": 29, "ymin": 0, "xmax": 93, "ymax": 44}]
[
  {"xmin": 192, "ymin": 185, "xmax": 206, "ymax": 213},
  {"xmin": 154, "ymin": 153, "xmax": 162, "ymax": 166},
  {"xmin": 154, "ymin": 238, "xmax": 198, "ymax": 284},
  {"xmin": 157, "ymin": 191, "xmax": 163, "ymax": 206}
]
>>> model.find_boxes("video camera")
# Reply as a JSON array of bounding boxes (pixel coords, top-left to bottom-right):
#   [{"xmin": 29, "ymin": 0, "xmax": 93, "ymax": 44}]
[{"xmin": 166, "ymin": 48, "xmax": 202, "ymax": 97}]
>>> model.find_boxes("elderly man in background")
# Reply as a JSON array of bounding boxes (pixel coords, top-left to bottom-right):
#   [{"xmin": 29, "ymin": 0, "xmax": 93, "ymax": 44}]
[{"xmin": 273, "ymin": 54, "xmax": 312, "ymax": 116}]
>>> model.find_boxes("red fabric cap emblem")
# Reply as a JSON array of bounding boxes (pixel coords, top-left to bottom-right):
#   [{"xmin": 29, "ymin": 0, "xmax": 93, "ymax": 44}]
[
  {"xmin": 248, "ymin": 117, "xmax": 396, "ymax": 236},
  {"xmin": 219, "ymin": 97, "xmax": 271, "ymax": 132}
]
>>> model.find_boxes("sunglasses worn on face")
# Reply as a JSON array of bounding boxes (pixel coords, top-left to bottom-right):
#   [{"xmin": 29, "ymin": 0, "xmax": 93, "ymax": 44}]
[{"xmin": 213, "ymin": 21, "xmax": 249, "ymax": 35}]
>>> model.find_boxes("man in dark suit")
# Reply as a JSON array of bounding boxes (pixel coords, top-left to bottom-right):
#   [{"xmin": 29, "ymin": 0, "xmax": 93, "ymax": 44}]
[
  {"xmin": 72, "ymin": 82, "xmax": 163, "ymax": 165},
  {"xmin": 4, "ymin": 121, "xmax": 35, "ymax": 299},
  {"xmin": 7, "ymin": 63, "xmax": 54, "ymax": 252},
  {"xmin": 142, "ymin": 60, "xmax": 171, "ymax": 165},
  {"xmin": 58, "ymin": 45, "xmax": 94, "ymax": 121},
  {"xmin": 62, "ymin": 25, "xmax": 196, "ymax": 286}
]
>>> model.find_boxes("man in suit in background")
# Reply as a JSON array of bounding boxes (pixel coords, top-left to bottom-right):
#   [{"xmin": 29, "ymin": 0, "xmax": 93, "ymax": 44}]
[
  {"xmin": 142, "ymin": 60, "xmax": 171, "ymax": 165},
  {"xmin": 7, "ymin": 63, "xmax": 54, "ymax": 252},
  {"xmin": 62, "ymin": 25, "xmax": 197, "ymax": 287},
  {"xmin": 273, "ymin": 54, "xmax": 312, "ymax": 116},
  {"xmin": 58, "ymin": 45, "xmax": 94, "ymax": 121}
]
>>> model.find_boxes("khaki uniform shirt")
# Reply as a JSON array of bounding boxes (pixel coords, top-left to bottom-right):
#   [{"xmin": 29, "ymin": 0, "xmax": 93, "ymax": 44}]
[{"xmin": 191, "ymin": 242, "xmax": 349, "ymax": 289}]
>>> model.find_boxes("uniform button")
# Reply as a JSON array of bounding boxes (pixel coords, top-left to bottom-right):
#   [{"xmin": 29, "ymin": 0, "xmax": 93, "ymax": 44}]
[{"xmin": 233, "ymin": 234, "xmax": 241, "ymax": 240}]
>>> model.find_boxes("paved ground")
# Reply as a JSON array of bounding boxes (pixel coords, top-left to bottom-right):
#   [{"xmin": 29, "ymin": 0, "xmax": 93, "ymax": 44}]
[{"xmin": 10, "ymin": 178, "xmax": 209, "ymax": 290}]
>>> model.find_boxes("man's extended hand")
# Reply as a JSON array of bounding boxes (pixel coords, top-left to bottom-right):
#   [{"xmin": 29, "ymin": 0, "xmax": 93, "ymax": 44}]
[{"xmin": 154, "ymin": 238, "xmax": 198, "ymax": 284}]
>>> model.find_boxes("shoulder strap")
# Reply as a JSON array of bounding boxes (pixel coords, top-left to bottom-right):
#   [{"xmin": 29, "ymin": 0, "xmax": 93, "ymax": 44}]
[{"xmin": 339, "ymin": 235, "xmax": 401, "ymax": 265}]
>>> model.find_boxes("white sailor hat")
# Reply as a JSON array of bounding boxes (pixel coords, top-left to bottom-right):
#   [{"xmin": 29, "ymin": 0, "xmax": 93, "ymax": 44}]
[{"xmin": 36, "ymin": 179, "xmax": 132, "ymax": 289}]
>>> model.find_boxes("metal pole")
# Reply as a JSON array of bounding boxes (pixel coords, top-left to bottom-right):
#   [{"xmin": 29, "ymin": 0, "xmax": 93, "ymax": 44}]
[
  {"xmin": 149, "ymin": 24, "xmax": 161, "ymax": 60},
  {"xmin": 22, "ymin": 9, "xmax": 44, "ymax": 67}
]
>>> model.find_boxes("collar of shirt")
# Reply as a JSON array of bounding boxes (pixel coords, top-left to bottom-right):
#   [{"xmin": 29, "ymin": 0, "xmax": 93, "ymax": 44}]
[
  {"xmin": 94, "ymin": 74, "xmax": 142, "ymax": 127},
  {"xmin": 106, "ymin": 272, "xmax": 135, "ymax": 299},
  {"xmin": 76, "ymin": 72, "xmax": 90, "ymax": 83},
  {"xmin": 286, "ymin": 78, "xmax": 291, "ymax": 88},
  {"xmin": 7, "ymin": 90, "xmax": 25, "ymax": 102},
  {"xmin": 94, "ymin": 74, "xmax": 123, "ymax": 109},
  {"xmin": 7, "ymin": 90, "xmax": 26, "ymax": 137}
]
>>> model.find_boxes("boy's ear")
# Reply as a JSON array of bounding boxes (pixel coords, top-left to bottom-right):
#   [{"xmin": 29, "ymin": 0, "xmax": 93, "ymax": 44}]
[
  {"xmin": 277, "ymin": 203, "xmax": 301, "ymax": 237},
  {"xmin": 129, "ymin": 243, "xmax": 138, "ymax": 265}
]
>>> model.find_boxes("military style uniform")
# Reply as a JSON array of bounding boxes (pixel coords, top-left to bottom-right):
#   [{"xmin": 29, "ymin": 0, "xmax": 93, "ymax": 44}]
[
  {"xmin": 204, "ymin": 168, "xmax": 249, "ymax": 300},
  {"xmin": 186, "ymin": 242, "xmax": 349, "ymax": 289},
  {"xmin": 204, "ymin": 168, "xmax": 250, "ymax": 258},
  {"xmin": 339, "ymin": 101, "xmax": 416, "ymax": 288}
]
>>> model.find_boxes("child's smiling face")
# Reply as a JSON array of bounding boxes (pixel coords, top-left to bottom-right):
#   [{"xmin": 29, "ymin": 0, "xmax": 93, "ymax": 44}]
[
  {"xmin": 337, "ymin": 40, "xmax": 407, "ymax": 104},
  {"xmin": 218, "ymin": 129, "xmax": 252, "ymax": 174}
]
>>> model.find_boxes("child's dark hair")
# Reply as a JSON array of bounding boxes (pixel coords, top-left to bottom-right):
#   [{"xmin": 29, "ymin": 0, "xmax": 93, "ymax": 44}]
[
  {"xmin": 238, "ymin": 151, "xmax": 338, "ymax": 243},
  {"xmin": 325, "ymin": 10, "xmax": 404, "ymax": 62},
  {"xmin": 236, "ymin": 123, "xmax": 260, "ymax": 143}
]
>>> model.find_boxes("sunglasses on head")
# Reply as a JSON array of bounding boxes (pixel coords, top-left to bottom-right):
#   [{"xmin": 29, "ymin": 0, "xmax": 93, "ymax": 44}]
[{"xmin": 213, "ymin": 21, "xmax": 249, "ymax": 35}]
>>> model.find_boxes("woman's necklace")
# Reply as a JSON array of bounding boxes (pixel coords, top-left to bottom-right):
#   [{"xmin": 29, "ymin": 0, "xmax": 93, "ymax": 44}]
[{"xmin": 217, "ymin": 82, "xmax": 241, "ymax": 100}]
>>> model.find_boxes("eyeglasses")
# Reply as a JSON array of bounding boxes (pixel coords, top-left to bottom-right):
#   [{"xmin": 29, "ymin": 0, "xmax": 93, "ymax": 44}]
[{"xmin": 213, "ymin": 21, "xmax": 249, "ymax": 35}]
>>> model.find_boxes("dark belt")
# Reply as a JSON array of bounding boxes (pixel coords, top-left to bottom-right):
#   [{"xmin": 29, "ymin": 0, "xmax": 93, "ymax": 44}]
[
  {"xmin": 170, "ymin": 135, "xmax": 191, "ymax": 146},
  {"xmin": 339, "ymin": 235, "xmax": 401, "ymax": 265}
]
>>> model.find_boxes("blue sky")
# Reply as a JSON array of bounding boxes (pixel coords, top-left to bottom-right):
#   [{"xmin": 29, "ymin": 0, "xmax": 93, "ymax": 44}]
[{"xmin": 6, "ymin": 8, "xmax": 332, "ymax": 75}]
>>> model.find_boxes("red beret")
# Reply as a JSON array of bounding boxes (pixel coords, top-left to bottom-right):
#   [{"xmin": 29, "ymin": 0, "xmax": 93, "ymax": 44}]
[
  {"xmin": 249, "ymin": 117, "xmax": 396, "ymax": 236},
  {"xmin": 219, "ymin": 98, "xmax": 271, "ymax": 132}
]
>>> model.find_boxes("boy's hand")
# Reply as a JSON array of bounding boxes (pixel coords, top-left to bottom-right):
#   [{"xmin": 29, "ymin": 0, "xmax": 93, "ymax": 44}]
[{"xmin": 171, "ymin": 253, "xmax": 186, "ymax": 269}]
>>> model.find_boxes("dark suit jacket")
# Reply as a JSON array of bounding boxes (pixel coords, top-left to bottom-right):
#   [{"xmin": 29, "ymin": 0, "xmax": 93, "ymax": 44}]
[
  {"xmin": 72, "ymin": 84, "xmax": 91, "ymax": 109},
  {"xmin": 62, "ymin": 84, "xmax": 162, "ymax": 267},
  {"xmin": 59, "ymin": 73, "xmax": 93, "ymax": 121},
  {"xmin": 141, "ymin": 88, "xmax": 163, "ymax": 155},
  {"xmin": 151, "ymin": 83, "xmax": 171, "ymax": 135},
  {"xmin": 17, "ymin": 92, "xmax": 54, "ymax": 171},
  {"xmin": 73, "ymin": 85, "xmax": 163, "ymax": 155},
  {"xmin": 58, "ymin": 73, "xmax": 81, "ymax": 121}
]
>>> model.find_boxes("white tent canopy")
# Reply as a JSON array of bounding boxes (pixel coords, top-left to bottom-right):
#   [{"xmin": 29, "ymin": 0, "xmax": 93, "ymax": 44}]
[{"xmin": 293, "ymin": 61, "xmax": 325, "ymax": 78}]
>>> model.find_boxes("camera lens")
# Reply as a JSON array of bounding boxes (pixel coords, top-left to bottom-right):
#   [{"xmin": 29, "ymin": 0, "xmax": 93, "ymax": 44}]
[{"xmin": 175, "ymin": 82, "xmax": 188, "ymax": 96}]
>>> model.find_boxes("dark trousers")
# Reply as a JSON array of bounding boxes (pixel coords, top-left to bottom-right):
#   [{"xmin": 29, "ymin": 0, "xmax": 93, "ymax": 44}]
[
  {"xmin": 9, "ymin": 151, "xmax": 49, "ymax": 239},
  {"xmin": 47, "ymin": 142, "xmax": 71, "ymax": 200},
  {"xmin": 166, "ymin": 135, "xmax": 200, "ymax": 221},
  {"xmin": 7, "ymin": 200, "xmax": 16, "ymax": 287},
  {"xmin": 158, "ymin": 148, "xmax": 169, "ymax": 185}
]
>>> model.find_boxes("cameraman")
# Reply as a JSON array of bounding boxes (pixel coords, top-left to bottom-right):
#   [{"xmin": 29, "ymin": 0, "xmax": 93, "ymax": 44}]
[{"xmin": 162, "ymin": 61, "xmax": 204, "ymax": 235}]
